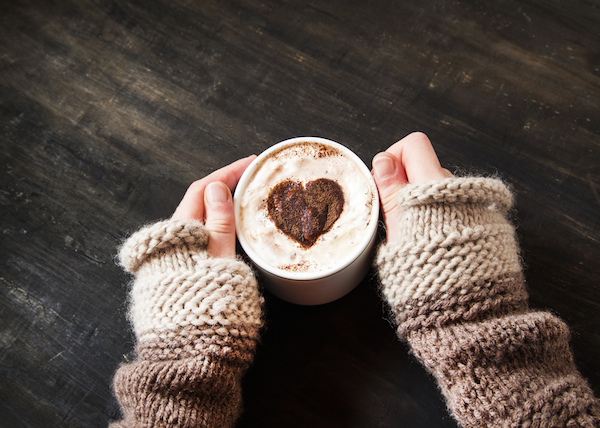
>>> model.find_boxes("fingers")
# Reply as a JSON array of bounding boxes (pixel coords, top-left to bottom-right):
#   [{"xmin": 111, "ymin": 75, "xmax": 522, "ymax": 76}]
[
  {"xmin": 172, "ymin": 155, "xmax": 256, "ymax": 221},
  {"xmin": 372, "ymin": 132, "xmax": 452, "ymax": 242},
  {"xmin": 384, "ymin": 132, "xmax": 451, "ymax": 184},
  {"xmin": 171, "ymin": 154, "xmax": 256, "ymax": 258},
  {"xmin": 204, "ymin": 181, "xmax": 236, "ymax": 258}
]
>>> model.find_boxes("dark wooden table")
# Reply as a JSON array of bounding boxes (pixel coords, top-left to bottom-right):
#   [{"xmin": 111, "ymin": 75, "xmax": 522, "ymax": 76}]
[{"xmin": 1, "ymin": 0, "xmax": 599, "ymax": 427}]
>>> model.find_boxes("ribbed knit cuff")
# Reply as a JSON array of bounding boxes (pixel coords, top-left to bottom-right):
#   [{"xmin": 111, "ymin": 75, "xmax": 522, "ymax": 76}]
[
  {"xmin": 397, "ymin": 176, "xmax": 513, "ymax": 210},
  {"xmin": 118, "ymin": 219, "xmax": 263, "ymax": 353},
  {"xmin": 376, "ymin": 177, "xmax": 526, "ymax": 332},
  {"xmin": 119, "ymin": 219, "xmax": 210, "ymax": 274}
]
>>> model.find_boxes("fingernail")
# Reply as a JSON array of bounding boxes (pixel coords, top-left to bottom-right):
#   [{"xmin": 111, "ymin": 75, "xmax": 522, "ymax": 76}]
[
  {"xmin": 206, "ymin": 182, "xmax": 229, "ymax": 204},
  {"xmin": 373, "ymin": 156, "xmax": 396, "ymax": 180}
]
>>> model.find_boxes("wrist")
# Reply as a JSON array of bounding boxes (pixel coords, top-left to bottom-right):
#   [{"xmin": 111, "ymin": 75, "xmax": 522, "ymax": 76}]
[
  {"xmin": 118, "ymin": 219, "xmax": 263, "ymax": 353},
  {"xmin": 376, "ymin": 177, "xmax": 524, "ymax": 325}
]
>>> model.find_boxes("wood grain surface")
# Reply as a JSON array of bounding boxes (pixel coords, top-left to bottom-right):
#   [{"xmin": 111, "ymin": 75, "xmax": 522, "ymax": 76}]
[{"xmin": 1, "ymin": 0, "xmax": 599, "ymax": 427}]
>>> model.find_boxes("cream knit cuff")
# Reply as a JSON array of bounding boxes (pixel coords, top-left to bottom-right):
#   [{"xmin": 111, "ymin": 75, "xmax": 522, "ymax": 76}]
[
  {"xmin": 376, "ymin": 177, "xmax": 522, "ymax": 311},
  {"xmin": 396, "ymin": 176, "xmax": 513, "ymax": 210},
  {"xmin": 119, "ymin": 220, "xmax": 210, "ymax": 274},
  {"xmin": 118, "ymin": 219, "xmax": 263, "ymax": 343}
]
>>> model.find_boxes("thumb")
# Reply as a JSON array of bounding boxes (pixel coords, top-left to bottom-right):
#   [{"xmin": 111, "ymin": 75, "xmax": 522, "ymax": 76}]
[
  {"xmin": 372, "ymin": 153, "xmax": 407, "ymax": 241},
  {"xmin": 204, "ymin": 181, "xmax": 236, "ymax": 258}
]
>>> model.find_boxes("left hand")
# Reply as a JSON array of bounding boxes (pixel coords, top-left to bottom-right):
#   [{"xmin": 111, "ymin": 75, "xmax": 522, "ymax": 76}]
[{"xmin": 172, "ymin": 155, "xmax": 256, "ymax": 258}]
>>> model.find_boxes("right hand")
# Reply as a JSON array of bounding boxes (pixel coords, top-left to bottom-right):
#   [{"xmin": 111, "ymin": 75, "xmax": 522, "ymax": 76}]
[{"xmin": 371, "ymin": 132, "xmax": 453, "ymax": 241}]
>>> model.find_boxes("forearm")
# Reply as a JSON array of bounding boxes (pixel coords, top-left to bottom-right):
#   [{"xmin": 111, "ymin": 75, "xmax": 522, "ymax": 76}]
[
  {"xmin": 111, "ymin": 220, "xmax": 263, "ymax": 428},
  {"xmin": 376, "ymin": 177, "xmax": 600, "ymax": 427}
]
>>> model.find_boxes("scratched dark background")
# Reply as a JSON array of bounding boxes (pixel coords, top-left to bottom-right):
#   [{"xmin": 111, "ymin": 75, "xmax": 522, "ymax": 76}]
[{"xmin": 1, "ymin": 0, "xmax": 599, "ymax": 427}]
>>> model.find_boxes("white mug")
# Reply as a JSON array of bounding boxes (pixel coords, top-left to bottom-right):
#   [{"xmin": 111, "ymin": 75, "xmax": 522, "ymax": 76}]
[{"xmin": 234, "ymin": 137, "xmax": 380, "ymax": 305}]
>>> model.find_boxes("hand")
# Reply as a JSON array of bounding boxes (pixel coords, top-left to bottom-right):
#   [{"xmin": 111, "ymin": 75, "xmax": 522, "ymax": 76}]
[
  {"xmin": 372, "ymin": 132, "xmax": 452, "ymax": 241},
  {"xmin": 172, "ymin": 155, "xmax": 256, "ymax": 258}
]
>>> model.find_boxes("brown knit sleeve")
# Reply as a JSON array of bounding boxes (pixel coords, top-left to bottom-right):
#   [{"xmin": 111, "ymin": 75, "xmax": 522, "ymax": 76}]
[
  {"xmin": 376, "ymin": 177, "xmax": 600, "ymax": 427},
  {"xmin": 110, "ymin": 219, "xmax": 264, "ymax": 428}
]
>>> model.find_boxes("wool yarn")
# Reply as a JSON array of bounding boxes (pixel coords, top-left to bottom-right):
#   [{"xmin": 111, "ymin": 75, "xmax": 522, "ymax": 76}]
[
  {"xmin": 377, "ymin": 177, "xmax": 600, "ymax": 427},
  {"xmin": 109, "ymin": 179, "xmax": 600, "ymax": 428},
  {"xmin": 112, "ymin": 220, "xmax": 263, "ymax": 428}
]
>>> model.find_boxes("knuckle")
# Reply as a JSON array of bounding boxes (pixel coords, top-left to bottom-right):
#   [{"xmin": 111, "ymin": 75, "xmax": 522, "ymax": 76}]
[{"xmin": 206, "ymin": 218, "xmax": 235, "ymax": 235}]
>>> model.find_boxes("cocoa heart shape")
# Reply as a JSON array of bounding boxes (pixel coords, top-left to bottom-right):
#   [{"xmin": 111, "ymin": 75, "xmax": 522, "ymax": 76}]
[{"xmin": 267, "ymin": 178, "xmax": 345, "ymax": 248}]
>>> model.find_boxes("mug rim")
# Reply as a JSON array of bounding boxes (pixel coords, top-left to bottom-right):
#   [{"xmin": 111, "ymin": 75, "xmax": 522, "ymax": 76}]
[{"xmin": 233, "ymin": 136, "xmax": 380, "ymax": 281}]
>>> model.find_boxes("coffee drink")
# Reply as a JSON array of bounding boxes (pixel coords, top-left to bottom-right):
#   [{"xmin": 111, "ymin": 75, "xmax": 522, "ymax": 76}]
[{"xmin": 235, "ymin": 139, "xmax": 376, "ymax": 278}]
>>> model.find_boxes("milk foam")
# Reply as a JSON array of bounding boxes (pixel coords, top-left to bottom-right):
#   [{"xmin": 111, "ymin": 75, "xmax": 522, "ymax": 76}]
[{"xmin": 237, "ymin": 142, "xmax": 375, "ymax": 276}]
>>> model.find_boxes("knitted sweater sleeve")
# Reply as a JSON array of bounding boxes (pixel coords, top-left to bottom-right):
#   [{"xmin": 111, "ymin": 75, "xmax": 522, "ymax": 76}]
[
  {"xmin": 376, "ymin": 177, "xmax": 600, "ymax": 427},
  {"xmin": 110, "ymin": 219, "xmax": 263, "ymax": 428}
]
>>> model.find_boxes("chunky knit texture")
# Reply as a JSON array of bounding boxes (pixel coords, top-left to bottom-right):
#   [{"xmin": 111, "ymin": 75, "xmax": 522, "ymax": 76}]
[
  {"xmin": 111, "ymin": 220, "xmax": 263, "ymax": 428},
  {"xmin": 109, "ymin": 179, "xmax": 600, "ymax": 428},
  {"xmin": 377, "ymin": 177, "xmax": 600, "ymax": 427}
]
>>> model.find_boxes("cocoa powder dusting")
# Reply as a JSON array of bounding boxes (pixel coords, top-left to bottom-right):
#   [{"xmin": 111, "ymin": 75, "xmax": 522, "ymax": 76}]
[
  {"xmin": 270, "ymin": 142, "xmax": 341, "ymax": 161},
  {"xmin": 267, "ymin": 178, "xmax": 344, "ymax": 248},
  {"xmin": 278, "ymin": 261, "xmax": 316, "ymax": 272}
]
